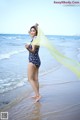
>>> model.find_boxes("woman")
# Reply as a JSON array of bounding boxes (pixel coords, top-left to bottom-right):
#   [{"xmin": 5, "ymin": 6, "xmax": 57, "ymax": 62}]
[{"xmin": 25, "ymin": 24, "xmax": 41, "ymax": 102}]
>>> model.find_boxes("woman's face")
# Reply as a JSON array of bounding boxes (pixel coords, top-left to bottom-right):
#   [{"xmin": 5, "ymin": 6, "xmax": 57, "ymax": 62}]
[{"xmin": 30, "ymin": 28, "xmax": 37, "ymax": 37}]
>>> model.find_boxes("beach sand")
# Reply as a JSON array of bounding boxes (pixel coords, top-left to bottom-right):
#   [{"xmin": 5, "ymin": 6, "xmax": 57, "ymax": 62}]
[{"xmin": 0, "ymin": 65, "xmax": 80, "ymax": 120}]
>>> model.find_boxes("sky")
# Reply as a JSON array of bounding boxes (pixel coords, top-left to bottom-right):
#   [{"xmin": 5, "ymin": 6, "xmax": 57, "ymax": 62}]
[{"xmin": 0, "ymin": 0, "xmax": 80, "ymax": 35}]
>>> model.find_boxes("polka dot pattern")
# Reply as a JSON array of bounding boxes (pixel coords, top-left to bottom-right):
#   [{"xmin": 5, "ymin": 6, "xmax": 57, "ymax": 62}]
[{"xmin": 28, "ymin": 40, "xmax": 41, "ymax": 68}]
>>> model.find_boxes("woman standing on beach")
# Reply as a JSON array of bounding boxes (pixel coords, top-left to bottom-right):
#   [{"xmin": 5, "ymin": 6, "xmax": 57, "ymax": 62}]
[{"xmin": 25, "ymin": 23, "xmax": 41, "ymax": 102}]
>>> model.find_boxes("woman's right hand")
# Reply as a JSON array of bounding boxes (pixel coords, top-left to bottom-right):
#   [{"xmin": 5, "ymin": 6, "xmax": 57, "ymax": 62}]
[{"xmin": 25, "ymin": 44, "xmax": 30, "ymax": 49}]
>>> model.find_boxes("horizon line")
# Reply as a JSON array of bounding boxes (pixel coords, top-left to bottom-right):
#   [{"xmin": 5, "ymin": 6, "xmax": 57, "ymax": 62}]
[{"xmin": 0, "ymin": 33, "xmax": 80, "ymax": 36}]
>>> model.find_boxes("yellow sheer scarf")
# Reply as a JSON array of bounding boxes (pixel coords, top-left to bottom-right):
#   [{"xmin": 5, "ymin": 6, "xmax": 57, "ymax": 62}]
[{"xmin": 31, "ymin": 27, "xmax": 80, "ymax": 79}]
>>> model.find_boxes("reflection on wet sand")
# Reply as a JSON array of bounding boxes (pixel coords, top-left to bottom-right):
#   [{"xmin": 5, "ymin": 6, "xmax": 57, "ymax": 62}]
[{"xmin": 29, "ymin": 102, "xmax": 42, "ymax": 120}]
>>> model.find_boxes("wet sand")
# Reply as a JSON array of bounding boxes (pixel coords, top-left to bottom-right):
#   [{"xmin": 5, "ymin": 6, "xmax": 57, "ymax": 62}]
[{"xmin": 0, "ymin": 66, "xmax": 80, "ymax": 120}]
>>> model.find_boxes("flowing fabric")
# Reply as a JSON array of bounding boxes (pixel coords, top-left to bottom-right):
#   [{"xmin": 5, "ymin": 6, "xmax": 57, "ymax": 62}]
[{"xmin": 31, "ymin": 27, "xmax": 80, "ymax": 79}]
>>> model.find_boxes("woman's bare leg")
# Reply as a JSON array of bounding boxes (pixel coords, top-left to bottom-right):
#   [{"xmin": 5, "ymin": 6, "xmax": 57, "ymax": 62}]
[
  {"xmin": 34, "ymin": 67, "xmax": 39, "ymax": 90},
  {"xmin": 34, "ymin": 67, "xmax": 41, "ymax": 102},
  {"xmin": 32, "ymin": 67, "xmax": 39, "ymax": 98},
  {"xmin": 28, "ymin": 63, "xmax": 40, "ymax": 96}
]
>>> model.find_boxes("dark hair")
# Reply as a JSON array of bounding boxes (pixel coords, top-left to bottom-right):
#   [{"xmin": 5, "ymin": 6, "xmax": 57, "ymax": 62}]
[{"xmin": 30, "ymin": 26, "xmax": 38, "ymax": 36}]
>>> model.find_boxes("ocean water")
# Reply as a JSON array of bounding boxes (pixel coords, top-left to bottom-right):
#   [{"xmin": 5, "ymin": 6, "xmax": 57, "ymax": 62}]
[{"xmin": 0, "ymin": 34, "xmax": 80, "ymax": 95}]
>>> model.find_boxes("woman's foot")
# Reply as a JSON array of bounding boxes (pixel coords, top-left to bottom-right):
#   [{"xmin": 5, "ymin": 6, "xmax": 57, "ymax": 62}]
[
  {"xmin": 31, "ymin": 95, "xmax": 37, "ymax": 99},
  {"xmin": 34, "ymin": 95, "xmax": 41, "ymax": 103}
]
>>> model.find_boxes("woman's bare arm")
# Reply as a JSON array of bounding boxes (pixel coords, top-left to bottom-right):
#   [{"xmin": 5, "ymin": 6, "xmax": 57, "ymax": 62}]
[{"xmin": 25, "ymin": 44, "xmax": 37, "ymax": 53}]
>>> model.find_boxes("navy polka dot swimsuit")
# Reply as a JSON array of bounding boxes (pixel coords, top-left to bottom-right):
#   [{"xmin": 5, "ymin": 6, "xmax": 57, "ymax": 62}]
[{"xmin": 29, "ymin": 39, "xmax": 41, "ymax": 68}]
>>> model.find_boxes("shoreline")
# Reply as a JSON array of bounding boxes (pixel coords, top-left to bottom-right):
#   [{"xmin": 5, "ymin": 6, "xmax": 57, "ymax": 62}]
[{"xmin": 0, "ymin": 66, "xmax": 80, "ymax": 120}]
